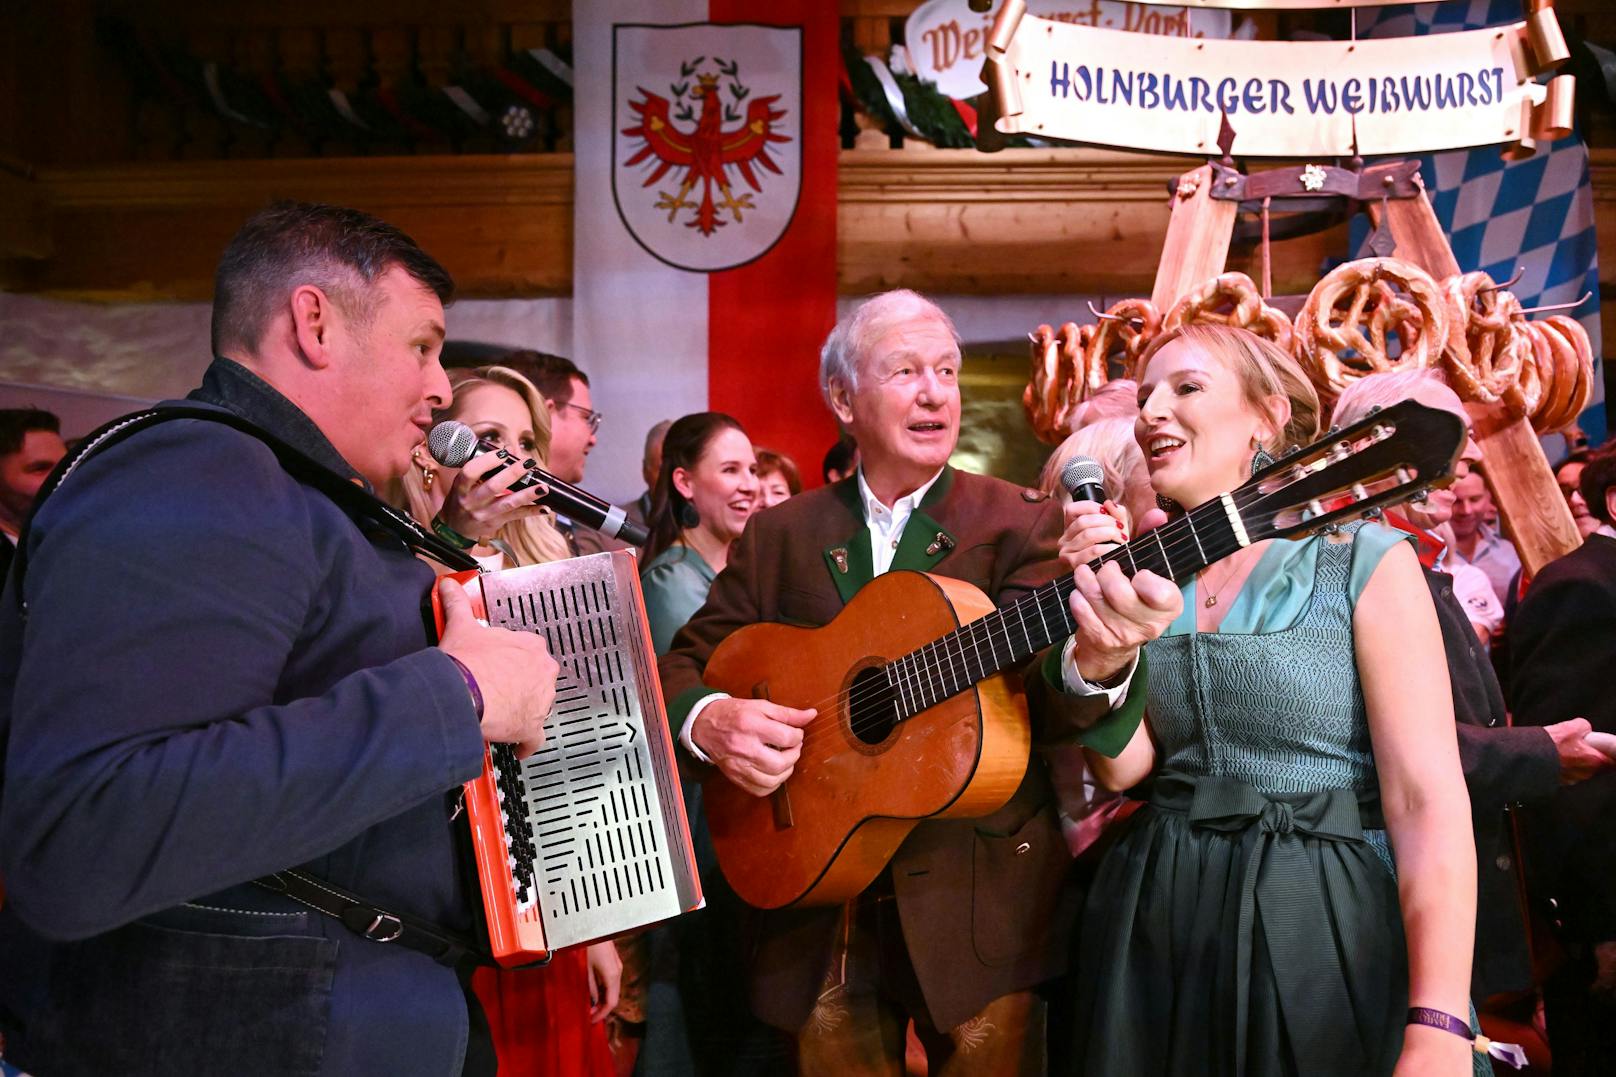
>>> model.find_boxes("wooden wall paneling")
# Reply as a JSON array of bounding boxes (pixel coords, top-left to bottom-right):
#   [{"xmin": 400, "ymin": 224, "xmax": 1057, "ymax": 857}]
[
  {"xmin": 7, "ymin": 147, "xmax": 1616, "ymax": 303},
  {"xmin": 8, "ymin": 156, "xmax": 572, "ymax": 300},
  {"xmin": 95, "ymin": 0, "xmax": 572, "ymax": 30},
  {"xmin": 231, "ymin": 29, "xmax": 279, "ymax": 160},
  {"xmin": 551, "ymin": 19, "xmax": 575, "ymax": 153},
  {"xmin": 841, "ymin": 148, "xmax": 1240, "ymax": 298},
  {"xmin": 181, "ymin": 27, "xmax": 230, "ymax": 161},
  {"xmin": 322, "ymin": 28, "xmax": 370, "ymax": 159}
]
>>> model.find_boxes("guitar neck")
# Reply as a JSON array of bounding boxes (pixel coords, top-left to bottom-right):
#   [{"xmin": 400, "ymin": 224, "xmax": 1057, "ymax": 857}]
[{"xmin": 884, "ymin": 491, "xmax": 1256, "ymax": 720}]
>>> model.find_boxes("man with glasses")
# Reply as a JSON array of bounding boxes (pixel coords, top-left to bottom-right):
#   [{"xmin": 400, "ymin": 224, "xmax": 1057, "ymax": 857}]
[{"xmin": 477, "ymin": 350, "xmax": 599, "ymax": 485}]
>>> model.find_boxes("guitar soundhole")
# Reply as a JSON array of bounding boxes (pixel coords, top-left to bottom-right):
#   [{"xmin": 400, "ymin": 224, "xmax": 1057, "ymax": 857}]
[{"xmin": 847, "ymin": 665, "xmax": 899, "ymax": 746}]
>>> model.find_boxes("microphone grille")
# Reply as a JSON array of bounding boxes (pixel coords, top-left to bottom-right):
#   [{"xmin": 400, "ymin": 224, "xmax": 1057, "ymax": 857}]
[
  {"xmin": 1060, "ymin": 455, "xmax": 1105, "ymax": 496},
  {"xmin": 427, "ymin": 421, "xmax": 479, "ymax": 468}
]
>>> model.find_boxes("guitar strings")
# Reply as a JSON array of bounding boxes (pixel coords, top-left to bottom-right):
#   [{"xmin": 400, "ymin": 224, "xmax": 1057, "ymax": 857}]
[
  {"xmin": 775, "ymin": 429, "xmax": 1435, "ymax": 763},
  {"xmin": 795, "ymin": 484, "xmax": 1403, "ymax": 762},
  {"xmin": 783, "ymin": 493, "xmax": 1284, "ymax": 763},
  {"xmin": 785, "ymin": 490, "xmax": 1268, "ymax": 756},
  {"xmin": 786, "ymin": 502, "xmax": 1311, "ymax": 769}
]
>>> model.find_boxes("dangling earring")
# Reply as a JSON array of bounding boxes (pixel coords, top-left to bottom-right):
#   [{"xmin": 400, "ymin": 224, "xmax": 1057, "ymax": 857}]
[
  {"xmin": 1250, "ymin": 438, "xmax": 1277, "ymax": 477},
  {"xmin": 412, "ymin": 447, "xmax": 436, "ymax": 492},
  {"xmin": 1156, "ymin": 493, "xmax": 1181, "ymax": 515},
  {"xmin": 676, "ymin": 498, "xmax": 701, "ymax": 530}
]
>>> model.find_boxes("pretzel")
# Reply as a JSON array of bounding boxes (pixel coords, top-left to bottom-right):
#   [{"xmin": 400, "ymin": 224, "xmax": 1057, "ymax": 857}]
[
  {"xmin": 1163, "ymin": 272, "xmax": 1265, "ymax": 332},
  {"xmin": 1502, "ymin": 320, "xmax": 1546, "ymax": 421},
  {"xmin": 1248, "ymin": 304, "xmax": 1295, "ymax": 354},
  {"xmin": 1546, "ymin": 315, "xmax": 1595, "ymax": 427},
  {"xmin": 1535, "ymin": 315, "xmax": 1594, "ymax": 432},
  {"xmin": 1023, "ymin": 323, "xmax": 1059, "ymax": 443},
  {"xmin": 1086, "ymin": 298, "xmax": 1161, "ymax": 388},
  {"xmin": 1050, "ymin": 322, "xmax": 1090, "ymax": 436},
  {"xmin": 1533, "ymin": 317, "xmax": 1580, "ymax": 432},
  {"xmin": 1295, "ymin": 257, "xmax": 1448, "ymax": 392},
  {"xmin": 1439, "ymin": 272, "xmax": 1524, "ymax": 406}
]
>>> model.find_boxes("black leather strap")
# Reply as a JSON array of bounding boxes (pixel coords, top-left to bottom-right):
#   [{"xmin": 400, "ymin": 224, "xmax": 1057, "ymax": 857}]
[
  {"xmin": 255, "ymin": 869, "xmax": 495, "ymax": 970},
  {"xmin": 13, "ymin": 403, "xmax": 477, "ymax": 603}
]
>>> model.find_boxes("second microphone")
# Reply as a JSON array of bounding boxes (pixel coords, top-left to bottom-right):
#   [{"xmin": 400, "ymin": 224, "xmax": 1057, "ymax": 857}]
[{"xmin": 427, "ymin": 420, "xmax": 649, "ymax": 546}]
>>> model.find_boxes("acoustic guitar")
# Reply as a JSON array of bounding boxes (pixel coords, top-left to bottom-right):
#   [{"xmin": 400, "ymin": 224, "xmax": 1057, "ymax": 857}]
[{"xmin": 701, "ymin": 401, "xmax": 1467, "ymax": 909}]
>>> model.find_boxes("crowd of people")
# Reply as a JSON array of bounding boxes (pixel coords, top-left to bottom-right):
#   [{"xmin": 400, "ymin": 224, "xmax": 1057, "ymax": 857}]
[{"xmin": 0, "ymin": 200, "xmax": 1613, "ymax": 1077}]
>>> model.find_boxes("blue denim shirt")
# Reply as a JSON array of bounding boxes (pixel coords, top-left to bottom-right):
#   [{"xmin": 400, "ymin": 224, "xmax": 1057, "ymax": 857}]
[{"xmin": 0, "ymin": 359, "xmax": 487, "ymax": 1075}]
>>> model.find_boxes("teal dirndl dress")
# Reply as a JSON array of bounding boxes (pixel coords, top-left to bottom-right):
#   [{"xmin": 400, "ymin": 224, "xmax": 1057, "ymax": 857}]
[{"xmin": 1073, "ymin": 522, "xmax": 1489, "ymax": 1076}]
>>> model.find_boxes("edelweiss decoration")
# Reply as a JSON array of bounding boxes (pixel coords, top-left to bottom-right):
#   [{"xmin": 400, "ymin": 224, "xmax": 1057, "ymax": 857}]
[{"xmin": 613, "ymin": 24, "xmax": 803, "ymax": 272}]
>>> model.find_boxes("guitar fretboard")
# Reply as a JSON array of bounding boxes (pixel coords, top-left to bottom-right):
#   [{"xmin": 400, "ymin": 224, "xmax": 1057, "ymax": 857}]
[{"xmin": 882, "ymin": 487, "xmax": 1262, "ymax": 719}]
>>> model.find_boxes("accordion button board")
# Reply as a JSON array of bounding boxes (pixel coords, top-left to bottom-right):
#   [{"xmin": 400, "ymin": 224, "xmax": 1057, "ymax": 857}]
[{"xmin": 450, "ymin": 550, "xmax": 701, "ymax": 964}]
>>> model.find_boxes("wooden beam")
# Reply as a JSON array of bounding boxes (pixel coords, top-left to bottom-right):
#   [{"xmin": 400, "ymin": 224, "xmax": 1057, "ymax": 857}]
[{"xmin": 6, "ymin": 147, "xmax": 1616, "ymax": 302}]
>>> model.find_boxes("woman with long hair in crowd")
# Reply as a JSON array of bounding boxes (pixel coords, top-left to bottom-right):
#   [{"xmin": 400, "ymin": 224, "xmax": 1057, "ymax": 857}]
[
  {"xmin": 1060, "ymin": 324, "xmax": 1479, "ymax": 1075},
  {"xmin": 400, "ymin": 364, "xmax": 622, "ymax": 1077},
  {"xmin": 640, "ymin": 412, "xmax": 759, "ymax": 654},
  {"xmin": 638, "ymin": 412, "xmax": 792, "ymax": 1074}
]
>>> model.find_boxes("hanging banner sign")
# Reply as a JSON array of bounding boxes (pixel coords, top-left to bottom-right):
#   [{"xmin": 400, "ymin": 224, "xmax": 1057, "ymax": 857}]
[
  {"xmin": 986, "ymin": 1, "xmax": 1557, "ymax": 157},
  {"xmin": 905, "ymin": 0, "xmax": 1232, "ymax": 101}
]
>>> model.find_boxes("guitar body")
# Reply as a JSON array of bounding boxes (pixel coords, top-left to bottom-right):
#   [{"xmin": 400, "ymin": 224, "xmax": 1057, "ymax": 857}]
[{"xmin": 702, "ymin": 570, "xmax": 1030, "ymax": 910}]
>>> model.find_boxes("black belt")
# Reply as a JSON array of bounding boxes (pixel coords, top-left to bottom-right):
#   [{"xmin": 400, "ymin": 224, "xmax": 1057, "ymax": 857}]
[{"xmin": 254, "ymin": 868, "xmax": 492, "ymax": 971}]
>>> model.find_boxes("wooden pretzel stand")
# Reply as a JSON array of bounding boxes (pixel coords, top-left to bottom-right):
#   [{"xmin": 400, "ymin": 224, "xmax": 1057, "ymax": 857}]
[{"xmin": 1152, "ymin": 156, "xmax": 1581, "ymax": 573}]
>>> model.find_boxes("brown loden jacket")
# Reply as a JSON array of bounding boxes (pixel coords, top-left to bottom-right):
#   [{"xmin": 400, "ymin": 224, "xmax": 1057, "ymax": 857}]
[{"xmin": 658, "ymin": 467, "xmax": 1122, "ymax": 1032}]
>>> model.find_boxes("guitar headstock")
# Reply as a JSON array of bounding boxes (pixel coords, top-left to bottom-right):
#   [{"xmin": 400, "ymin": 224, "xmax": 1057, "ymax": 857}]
[{"xmin": 1234, "ymin": 400, "xmax": 1467, "ymax": 542}]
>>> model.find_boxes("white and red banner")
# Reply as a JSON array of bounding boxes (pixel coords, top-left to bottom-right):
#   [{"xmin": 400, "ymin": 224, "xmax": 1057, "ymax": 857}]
[{"xmin": 574, "ymin": 0, "xmax": 838, "ymax": 502}]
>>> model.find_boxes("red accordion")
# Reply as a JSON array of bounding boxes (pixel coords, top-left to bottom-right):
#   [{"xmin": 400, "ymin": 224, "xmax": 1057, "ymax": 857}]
[{"xmin": 434, "ymin": 550, "xmax": 702, "ymax": 967}]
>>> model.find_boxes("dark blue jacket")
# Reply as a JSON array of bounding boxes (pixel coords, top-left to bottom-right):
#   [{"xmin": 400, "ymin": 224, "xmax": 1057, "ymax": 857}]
[{"xmin": 0, "ymin": 360, "xmax": 487, "ymax": 1075}]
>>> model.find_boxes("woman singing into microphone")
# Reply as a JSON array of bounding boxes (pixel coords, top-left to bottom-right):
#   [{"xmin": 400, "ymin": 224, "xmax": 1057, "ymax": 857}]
[
  {"xmin": 1059, "ymin": 325, "xmax": 1479, "ymax": 1076},
  {"xmin": 400, "ymin": 364, "xmax": 622, "ymax": 1077}
]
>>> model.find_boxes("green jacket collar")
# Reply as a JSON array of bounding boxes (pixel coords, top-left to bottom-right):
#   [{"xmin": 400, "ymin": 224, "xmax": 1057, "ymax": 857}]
[{"xmin": 822, "ymin": 467, "xmax": 958, "ymax": 604}]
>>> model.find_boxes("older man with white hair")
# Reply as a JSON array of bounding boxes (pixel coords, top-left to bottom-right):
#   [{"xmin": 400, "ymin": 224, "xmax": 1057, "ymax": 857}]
[{"xmin": 657, "ymin": 289, "xmax": 1176, "ymax": 1073}]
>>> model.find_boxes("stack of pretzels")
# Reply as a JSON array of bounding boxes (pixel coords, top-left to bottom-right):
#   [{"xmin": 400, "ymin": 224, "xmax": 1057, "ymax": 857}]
[
  {"xmin": 1295, "ymin": 259, "xmax": 1593, "ymax": 431},
  {"xmin": 1022, "ymin": 258, "xmax": 1594, "ymax": 443}
]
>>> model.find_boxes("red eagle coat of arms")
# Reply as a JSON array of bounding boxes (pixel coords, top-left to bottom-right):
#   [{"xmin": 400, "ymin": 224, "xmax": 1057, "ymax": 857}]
[{"xmin": 613, "ymin": 24, "xmax": 803, "ymax": 272}]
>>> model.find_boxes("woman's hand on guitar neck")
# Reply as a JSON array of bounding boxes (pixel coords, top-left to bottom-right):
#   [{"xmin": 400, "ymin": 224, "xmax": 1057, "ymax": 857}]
[
  {"xmin": 691, "ymin": 697, "xmax": 818, "ymax": 797},
  {"xmin": 1067, "ymin": 561, "xmax": 1181, "ymax": 684}
]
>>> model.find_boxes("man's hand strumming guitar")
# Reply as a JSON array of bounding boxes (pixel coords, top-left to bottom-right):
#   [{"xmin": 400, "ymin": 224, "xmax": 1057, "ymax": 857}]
[{"xmin": 692, "ymin": 698, "xmax": 818, "ymax": 797}]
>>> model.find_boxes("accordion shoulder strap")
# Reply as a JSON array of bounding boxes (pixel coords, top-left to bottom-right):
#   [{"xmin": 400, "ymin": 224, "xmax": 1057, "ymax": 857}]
[{"xmin": 14, "ymin": 404, "xmax": 477, "ymax": 599}]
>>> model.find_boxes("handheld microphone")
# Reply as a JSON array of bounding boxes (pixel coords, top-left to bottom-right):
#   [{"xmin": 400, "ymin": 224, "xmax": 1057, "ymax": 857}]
[
  {"xmin": 427, "ymin": 420, "xmax": 650, "ymax": 547},
  {"xmin": 1059, "ymin": 455, "xmax": 1107, "ymax": 506}
]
